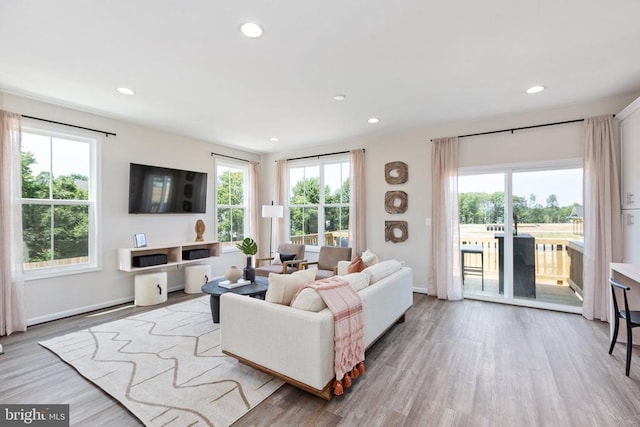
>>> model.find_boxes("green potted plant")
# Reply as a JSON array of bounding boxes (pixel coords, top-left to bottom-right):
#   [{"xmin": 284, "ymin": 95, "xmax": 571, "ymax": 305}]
[{"xmin": 236, "ymin": 237, "xmax": 258, "ymax": 281}]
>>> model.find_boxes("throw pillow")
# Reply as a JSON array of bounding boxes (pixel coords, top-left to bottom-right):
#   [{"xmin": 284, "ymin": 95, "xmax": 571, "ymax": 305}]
[
  {"xmin": 266, "ymin": 268, "xmax": 316, "ymax": 305},
  {"xmin": 361, "ymin": 249, "xmax": 379, "ymax": 266},
  {"xmin": 271, "ymin": 252, "xmax": 282, "ymax": 265},
  {"xmin": 362, "ymin": 259, "xmax": 402, "ymax": 284},
  {"xmin": 347, "ymin": 255, "xmax": 366, "ymax": 273},
  {"xmin": 290, "ymin": 273, "xmax": 370, "ymax": 312},
  {"xmin": 279, "ymin": 253, "xmax": 296, "ymax": 263},
  {"xmin": 342, "ymin": 272, "xmax": 371, "ymax": 291},
  {"xmin": 291, "ymin": 288, "xmax": 327, "ymax": 312}
]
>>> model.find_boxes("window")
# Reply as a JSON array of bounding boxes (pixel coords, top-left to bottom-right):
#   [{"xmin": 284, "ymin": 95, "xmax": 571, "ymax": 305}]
[
  {"xmin": 458, "ymin": 162, "xmax": 584, "ymax": 312},
  {"xmin": 20, "ymin": 124, "xmax": 100, "ymax": 278},
  {"xmin": 215, "ymin": 159, "xmax": 249, "ymax": 249},
  {"xmin": 288, "ymin": 157, "xmax": 350, "ymax": 247}
]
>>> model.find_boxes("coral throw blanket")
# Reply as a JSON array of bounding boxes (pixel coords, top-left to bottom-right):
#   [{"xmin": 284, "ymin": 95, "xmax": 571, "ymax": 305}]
[{"xmin": 297, "ymin": 276, "xmax": 365, "ymax": 395}]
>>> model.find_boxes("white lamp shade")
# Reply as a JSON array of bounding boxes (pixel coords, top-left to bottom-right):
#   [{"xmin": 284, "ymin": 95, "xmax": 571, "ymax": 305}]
[{"xmin": 262, "ymin": 205, "xmax": 283, "ymax": 218}]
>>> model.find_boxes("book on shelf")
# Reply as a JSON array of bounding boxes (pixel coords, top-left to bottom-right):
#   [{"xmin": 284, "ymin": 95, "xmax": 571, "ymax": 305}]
[{"xmin": 218, "ymin": 279, "xmax": 251, "ymax": 289}]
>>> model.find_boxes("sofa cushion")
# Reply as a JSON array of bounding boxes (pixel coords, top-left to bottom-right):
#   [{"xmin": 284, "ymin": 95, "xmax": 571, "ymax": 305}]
[
  {"xmin": 291, "ymin": 273, "xmax": 370, "ymax": 312},
  {"xmin": 362, "ymin": 259, "xmax": 402, "ymax": 284},
  {"xmin": 266, "ymin": 268, "xmax": 316, "ymax": 305},
  {"xmin": 347, "ymin": 255, "xmax": 367, "ymax": 273},
  {"xmin": 361, "ymin": 249, "xmax": 379, "ymax": 266},
  {"xmin": 271, "ymin": 252, "xmax": 283, "ymax": 265},
  {"xmin": 344, "ymin": 272, "xmax": 371, "ymax": 291},
  {"xmin": 291, "ymin": 288, "xmax": 327, "ymax": 312}
]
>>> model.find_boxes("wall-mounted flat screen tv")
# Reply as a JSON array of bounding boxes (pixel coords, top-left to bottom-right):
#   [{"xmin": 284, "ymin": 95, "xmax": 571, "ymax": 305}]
[{"xmin": 128, "ymin": 163, "xmax": 208, "ymax": 214}]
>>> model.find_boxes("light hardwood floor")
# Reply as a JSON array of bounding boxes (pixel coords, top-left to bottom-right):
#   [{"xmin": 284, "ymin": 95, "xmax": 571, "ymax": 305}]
[{"xmin": 1, "ymin": 292, "xmax": 639, "ymax": 426}]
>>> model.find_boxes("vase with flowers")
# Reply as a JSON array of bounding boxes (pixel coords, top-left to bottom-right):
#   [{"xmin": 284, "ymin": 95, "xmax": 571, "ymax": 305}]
[{"xmin": 236, "ymin": 237, "xmax": 258, "ymax": 282}]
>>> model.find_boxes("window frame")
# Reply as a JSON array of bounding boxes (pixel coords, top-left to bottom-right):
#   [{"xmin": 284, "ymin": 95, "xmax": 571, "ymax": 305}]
[
  {"xmin": 286, "ymin": 155, "xmax": 350, "ymax": 249},
  {"xmin": 214, "ymin": 158, "xmax": 250, "ymax": 253},
  {"xmin": 20, "ymin": 121, "xmax": 102, "ymax": 280}
]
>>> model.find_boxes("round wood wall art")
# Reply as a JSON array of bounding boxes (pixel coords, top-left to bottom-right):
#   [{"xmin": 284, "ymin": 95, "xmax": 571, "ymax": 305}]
[
  {"xmin": 385, "ymin": 220, "xmax": 408, "ymax": 243},
  {"xmin": 385, "ymin": 191, "xmax": 408, "ymax": 214},
  {"xmin": 384, "ymin": 161, "xmax": 408, "ymax": 184}
]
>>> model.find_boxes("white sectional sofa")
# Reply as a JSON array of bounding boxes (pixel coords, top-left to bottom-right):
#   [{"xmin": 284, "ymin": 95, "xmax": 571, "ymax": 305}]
[{"xmin": 220, "ymin": 260, "xmax": 413, "ymax": 399}]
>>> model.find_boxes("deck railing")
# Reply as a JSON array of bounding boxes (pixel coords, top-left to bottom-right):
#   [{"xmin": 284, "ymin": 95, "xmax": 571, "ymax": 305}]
[
  {"xmin": 290, "ymin": 232, "xmax": 349, "ymax": 247},
  {"xmin": 461, "ymin": 237, "xmax": 582, "ymax": 284}
]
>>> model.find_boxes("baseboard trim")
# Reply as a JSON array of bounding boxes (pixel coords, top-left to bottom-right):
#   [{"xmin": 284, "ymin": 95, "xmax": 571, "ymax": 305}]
[
  {"xmin": 26, "ymin": 284, "xmax": 187, "ymax": 326},
  {"xmin": 413, "ymin": 286, "xmax": 429, "ymax": 294}
]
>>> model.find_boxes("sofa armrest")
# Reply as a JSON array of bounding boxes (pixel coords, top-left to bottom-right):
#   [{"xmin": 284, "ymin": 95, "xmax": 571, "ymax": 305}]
[
  {"xmin": 220, "ymin": 293, "xmax": 335, "ymax": 391},
  {"xmin": 255, "ymin": 256, "xmax": 275, "ymax": 267},
  {"xmin": 359, "ymin": 267, "xmax": 413, "ymax": 346},
  {"xmin": 300, "ymin": 261, "xmax": 318, "ymax": 270},
  {"xmin": 283, "ymin": 259, "xmax": 306, "ymax": 273}
]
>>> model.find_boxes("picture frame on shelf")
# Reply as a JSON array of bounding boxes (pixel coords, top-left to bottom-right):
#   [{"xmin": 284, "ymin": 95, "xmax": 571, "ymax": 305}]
[{"xmin": 134, "ymin": 233, "xmax": 147, "ymax": 248}]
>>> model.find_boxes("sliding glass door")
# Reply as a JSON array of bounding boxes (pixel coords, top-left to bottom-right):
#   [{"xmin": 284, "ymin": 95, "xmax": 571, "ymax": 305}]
[{"xmin": 459, "ymin": 164, "xmax": 584, "ymax": 312}]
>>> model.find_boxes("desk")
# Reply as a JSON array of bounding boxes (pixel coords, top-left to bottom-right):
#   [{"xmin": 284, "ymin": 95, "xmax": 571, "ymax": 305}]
[
  {"xmin": 201, "ymin": 277, "xmax": 268, "ymax": 323},
  {"xmin": 461, "ymin": 244, "xmax": 484, "ymax": 290},
  {"xmin": 610, "ymin": 263, "xmax": 640, "ymax": 344}
]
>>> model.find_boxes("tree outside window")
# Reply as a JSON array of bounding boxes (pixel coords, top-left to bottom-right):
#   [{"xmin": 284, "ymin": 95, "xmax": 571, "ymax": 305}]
[
  {"xmin": 20, "ymin": 129, "xmax": 96, "ymax": 273},
  {"xmin": 288, "ymin": 160, "xmax": 350, "ymax": 247},
  {"xmin": 216, "ymin": 161, "xmax": 248, "ymax": 248}
]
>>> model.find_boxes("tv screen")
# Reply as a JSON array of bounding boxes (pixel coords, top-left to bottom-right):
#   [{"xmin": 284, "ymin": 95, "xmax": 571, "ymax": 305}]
[{"xmin": 128, "ymin": 163, "xmax": 208, "ymax": 214}]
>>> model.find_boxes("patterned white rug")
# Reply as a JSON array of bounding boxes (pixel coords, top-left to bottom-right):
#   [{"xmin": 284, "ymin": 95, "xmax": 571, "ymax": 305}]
[{"xmin": 40, "ymin": 296, "xmax": 283, "ymax": 426}]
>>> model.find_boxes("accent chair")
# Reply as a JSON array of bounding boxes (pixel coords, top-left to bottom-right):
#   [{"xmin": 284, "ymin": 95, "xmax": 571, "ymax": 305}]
[
  {"xmin": 255, "ymin": 243, "xmax": 306, "ymax": 278},
  {"xmin": 301, "ymin": 246, "xmax": 352, "ymax": 279}
]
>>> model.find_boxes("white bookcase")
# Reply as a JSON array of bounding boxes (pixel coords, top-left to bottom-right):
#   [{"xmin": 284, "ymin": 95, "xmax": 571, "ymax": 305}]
[{"xmin": 117, "ymin": 241, "xmax": 220, "ymax": 272}]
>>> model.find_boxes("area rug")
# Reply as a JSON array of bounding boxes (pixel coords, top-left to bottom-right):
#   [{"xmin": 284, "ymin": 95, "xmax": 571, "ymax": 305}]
[{"xmin": 39, "ymin": 296, "xmax": 283, "ymax": 426}]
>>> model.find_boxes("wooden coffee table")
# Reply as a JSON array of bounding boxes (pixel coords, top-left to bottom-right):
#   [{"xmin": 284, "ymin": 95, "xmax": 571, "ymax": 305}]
[{"xmin": 201, "ymin": 276, "xmax": 268, "ymax": 323}]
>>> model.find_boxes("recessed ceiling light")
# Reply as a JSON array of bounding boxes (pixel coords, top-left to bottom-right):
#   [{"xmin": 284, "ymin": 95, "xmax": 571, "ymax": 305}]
[
  {"xmin": 526, "ymin": 85, "xmax": 545, "ymax": 94},
  {"xmin": 116, "ymin": 87, "xmax": 135, "ymax": 95},
  {"xmin": 269, "ymin": 137, "xmax": 279, "ymax": 142},
  {"xmin": 367, "ymin": 117, "xmax": 380, "ymax": 124},
  {"xmin": 240, "ymin": 22, "xmax": 263, "ymax": 38},
  {"xmin": 333, "ymin": 94, "xmax": 346, "ymax": 101}
]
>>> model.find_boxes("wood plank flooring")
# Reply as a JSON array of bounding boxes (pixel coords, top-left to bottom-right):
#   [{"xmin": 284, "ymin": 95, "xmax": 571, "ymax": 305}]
[{"xmin": 1, "ymin": 292, "xmax": 639, "ymax": 426}]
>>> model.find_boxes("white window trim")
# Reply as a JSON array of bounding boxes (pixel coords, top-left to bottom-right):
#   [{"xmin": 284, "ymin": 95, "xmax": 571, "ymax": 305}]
[
  {"xmin": 20, "ymin": 121, "xmax": 102, "ymax": 280},
  {"xmin": 214, "ymin": 158, "xmax": 250, "ymax": 253},
  {"xmin": 286, "ymin": 154, "xmax": 350, "ymax": 248}
]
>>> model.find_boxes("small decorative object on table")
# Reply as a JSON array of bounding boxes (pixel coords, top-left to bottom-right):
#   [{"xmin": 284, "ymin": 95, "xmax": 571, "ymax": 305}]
[
  {"xmin": 195, "ymin": 219, "xmax": 205, "ymax": 242},
  {"xmin": 236, "ymin": 237, "xmax": 258, "ymax": 282},
  {"xmin": 134, "ymin": 233, "xmax": 147, "ymax": 248},
  {"xmin": 224, "ymin": 265, "xmax": 243, "ymax": 283},
  {"xmin": 218, "ymin": 279, "xmax": 252, "ymax": 289}
]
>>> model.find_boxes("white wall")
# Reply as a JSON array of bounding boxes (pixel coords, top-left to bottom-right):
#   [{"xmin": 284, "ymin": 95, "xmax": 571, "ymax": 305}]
[
  {"xmin": 3, "ymin": 91, "xmax": 638, "ymax": 323},
  {"xmin": 1, "ymin": 93, "xmax": 258, "ymax": 324}
]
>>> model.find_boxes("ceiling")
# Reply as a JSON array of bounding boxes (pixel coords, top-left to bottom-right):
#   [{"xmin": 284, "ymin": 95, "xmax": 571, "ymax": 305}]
[{"xmin": 2, "ymin": 1, "xmax": 640, "ymax": 154}]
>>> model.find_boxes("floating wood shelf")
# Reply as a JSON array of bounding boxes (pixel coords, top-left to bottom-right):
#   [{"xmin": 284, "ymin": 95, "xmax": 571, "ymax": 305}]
[{"xmin": 117, "ymin": 241, "xmax": 220, "ymax": 272}]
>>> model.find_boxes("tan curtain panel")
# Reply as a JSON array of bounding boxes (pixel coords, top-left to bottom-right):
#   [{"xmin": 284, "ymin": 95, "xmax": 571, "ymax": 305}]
[
  {"xmin": 430, "ymin": 137, "xmax": 463, "ymax": 300},
  {"xmin": 349, "ymin": 149, "xmax": 366, "ymax": 256},
  {"xmin": 0, "ymin": 110, "xmax": 26, "ymax": 335},
  {"xmin": 582, "ymin": 115, "xmax": 622, "ymax": 321},
  {"xmin": 248, "ymin": 161, "xmax": 261, "ymax": 254},
  {"xmin": 276, "ymin": 159, "xmax": 287, "ymax": 245}
]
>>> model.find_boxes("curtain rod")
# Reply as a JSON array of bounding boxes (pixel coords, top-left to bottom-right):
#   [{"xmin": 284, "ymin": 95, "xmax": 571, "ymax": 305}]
[
  {"xmin": 210, "ymin": 152, "xmax": 252, "ymax": 163},
  {"xmin": 22, "ymin": 115, "xmax": 116, "ymax": 137},
  {"xmin": 285, "ymin": 148, "xmax": 364, "ymax": 162},
  {"xmin": 431, "ymin": 115, "xmax": 615, "ymax": 141}
]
